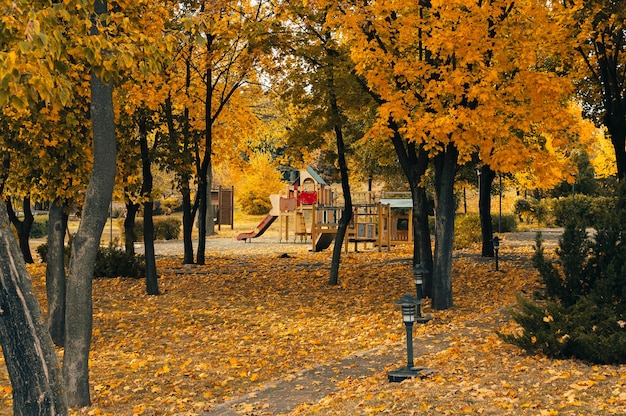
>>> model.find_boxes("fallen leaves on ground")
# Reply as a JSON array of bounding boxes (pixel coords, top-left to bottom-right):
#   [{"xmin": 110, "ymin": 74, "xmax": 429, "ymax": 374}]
[{"xmin": 0, "ymin": 243, "xmax": 624, "ymax": 415}]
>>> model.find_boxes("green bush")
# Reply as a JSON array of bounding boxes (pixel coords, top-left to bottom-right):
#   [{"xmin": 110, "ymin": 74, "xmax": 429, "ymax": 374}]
[
  {"xmin": 454, "ymin": 214, "xmax": 482, "ymax": 249},
  {"xmin": 94, "ymin": 245, "xmax": 145, "ymax": 278},
  {"xmin": 550, "ymin": 195, "xmax": 617, "ymax": 228},
  {"xmin": 514, "ymin": 198, "xmax": 548, "ymax": 225},
  {"xmin": 500, "ymin": 191, "xmax": 626, "ymax": 364},
  {"xmin": 454, "ymin": 213, "xmax": 518, "ymax": 249},
  {"xmin": 120, "ymin": 216, "xmax": 181, "ymax": 241},
  {"xmin": 501, "ymin": 295, "xmax": 626, "ymax": 364},
  {"xmin": 29, "ymin": 215, "xmax": 48, "ymax": 238},
  {"xmin": 36, "ymin": 242, "xmax": 144, "ymax": 279},
  {"xmin": 493, "ymin": 214, "xmax": 518, "ymax": 233},
  {"xmin": 153, "ymin": 216, "xmax": 181, "ymax": 240}
]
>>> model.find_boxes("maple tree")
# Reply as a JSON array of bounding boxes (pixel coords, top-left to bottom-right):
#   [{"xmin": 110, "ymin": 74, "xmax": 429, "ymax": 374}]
[
  {"xmin": 150, "ymin": 1, "xmax": 272, "ymax": 265},
  {"xmin": 342, "ymin": 0, "xmax": 582, "ymax": 309},
  {"xmin": 0, "ymin": 0, "xmax": 99, "ymax": 411},
  {"xmin": 63, "ymin": 0, "xmax": 118, "ymax": 406}
]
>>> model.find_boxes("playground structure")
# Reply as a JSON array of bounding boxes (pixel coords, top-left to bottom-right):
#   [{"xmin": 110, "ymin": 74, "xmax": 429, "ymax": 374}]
[
  {"xmin": 310, "ymin": 191, "xmax": 413, "ymax": 252},
  {"xmin": 237, "ymin": 167, "xmax": 414, "ymax": 252},
  {"xmin": 236, "ymin": 167, "xmax": 333, "ymax": 244},
  {"xmin": 211, "ymin": 186, "xmax": 234, "ymax": 230}
]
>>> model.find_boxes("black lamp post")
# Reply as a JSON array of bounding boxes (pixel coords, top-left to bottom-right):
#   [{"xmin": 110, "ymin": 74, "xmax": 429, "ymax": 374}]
[
  {"xmin": 412, "ymin": 264, "xmax": 430, "ymax": 322},
  {"xmin": 492, "ymin": 236, "xmax": 500, "ymax": 271},
  {"xmin": 387, "ymin": 294, "xmax": 432, "ymax": 382}
]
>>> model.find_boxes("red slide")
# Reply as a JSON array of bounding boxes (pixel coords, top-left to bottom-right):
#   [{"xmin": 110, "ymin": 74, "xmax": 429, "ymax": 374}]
[{"xmin": 236, "ymin": 214, "xmax": 278, "ymax": 241}]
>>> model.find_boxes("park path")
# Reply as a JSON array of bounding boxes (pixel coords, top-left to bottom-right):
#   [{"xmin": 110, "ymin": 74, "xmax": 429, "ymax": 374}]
[
  {"xmin": 202, "ymin": 308, "xmax": 511, "ymax": 415},
  {"xmin": 186, "ymin": 229, "xmax": 561, "ymax": 415},
  {"xmin": 136, "ymin": 227, "xmax": 565, "ymax": 258}
]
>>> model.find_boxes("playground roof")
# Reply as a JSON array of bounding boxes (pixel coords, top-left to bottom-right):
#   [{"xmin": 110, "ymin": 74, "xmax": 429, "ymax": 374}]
[
  {"xmin": 379, "ymin": 198, "xmax": 413, "ymax": 209},
  {"xmin": 305, "ymin": 166, "xmax": 327, "ymax": 185}
]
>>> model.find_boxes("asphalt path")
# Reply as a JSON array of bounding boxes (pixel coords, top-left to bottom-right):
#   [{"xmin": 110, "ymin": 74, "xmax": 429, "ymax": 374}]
[{"xmin": 133, "ymin": 228, "xmax": 566, "ymax": 258}]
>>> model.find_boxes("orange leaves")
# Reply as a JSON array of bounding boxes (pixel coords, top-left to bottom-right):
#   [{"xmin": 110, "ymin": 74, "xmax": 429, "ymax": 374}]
[
  {"xmin": 0, "ymin": 246, "xmax": 623, "ymax": 415},
  {"xmin": 343, "ymin": 0, "xmax": 580, "ymax": 183}
]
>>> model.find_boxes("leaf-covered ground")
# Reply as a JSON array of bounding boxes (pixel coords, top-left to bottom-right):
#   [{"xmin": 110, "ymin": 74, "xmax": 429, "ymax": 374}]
[{"xmin": 0, "ymin": 242, "xmax": 624, "ymax": 415}]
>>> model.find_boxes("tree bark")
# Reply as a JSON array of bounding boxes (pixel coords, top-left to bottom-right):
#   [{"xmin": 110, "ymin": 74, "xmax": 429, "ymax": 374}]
[
  {"xmin": 0, "ymin": 202, "xmax": 68, "ymax": 415},
  {"xmin": 328, "ymin": 81, "xmax": 351, "ymax": 286},
  {"xmin": 6, "ymin": 196, "xmax": 35, "ymax": 264},
  {"xmin": 63, "ymin": 0, "xmax": 117, "ymax": 404},
  {"xmin": 123, "ymin": 200, "xmax": 139, "ymax": 256},
  {"xmin": 163, "ymin": 95, "xmax": 195, "ymax": 263},
  {"xmin": 432, "ymin": 144, "xmax": 458, "ymax": 310},
  {"xmin": 196, "ymin": 178, "xmax": 208, "ymax": 265},
  {"xmin": 196, "ymin": 62, "xmax": 214, "ymax": 265},
  {"xmin": 46, "ymin": 200, "xmax": 68, "ymax": 347},
  {"xmin": 139, "ymin": 114, "xmax": 159, "ymax": 296},
  {"xmin": 388, "ymin": 121, "xmax": 434, "ymax": 296},
  {"xmin": 181, "ymin": 183, "xmax": 194, "ymax": 264},
  {"xmin": 205, "ymin": 169, "xmax": 216, "ymax": 237},
  {"xmin": 478, "ymin": 164, "xmax": 496, "ymax": 257}
]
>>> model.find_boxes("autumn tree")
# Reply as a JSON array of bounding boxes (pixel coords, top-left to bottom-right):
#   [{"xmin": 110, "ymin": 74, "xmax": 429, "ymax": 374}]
[
  {"xmin": 112, "ymin": 1, "xmax": 176, "ymax": 294},
  {"xmin": 565, "ymin": 0, "xmax": 626, "ymax": 181},
  {"xmin": 173, "ymin": 0, "xmax": 272, "ymax": 264},
  {"xmin": 0, "ymin": 0, "xmax": 100, "ymax": 410},
  {"xmin": 62, "ymin": 0, "xmax": 119, "ymax": 405},
  {"xmin": 272, "ymin": 0, "xmax": 383, "ymax": 285},
  {"xmin": 0, "ymin": 202, "xmax": 68, "ymax": 415},
  {"xmin": 344, "ymin": 0, "xmax": 580, "ymax": 309}
]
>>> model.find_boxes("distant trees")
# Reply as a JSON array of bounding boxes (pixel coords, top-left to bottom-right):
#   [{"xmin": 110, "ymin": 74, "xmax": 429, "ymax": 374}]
[{"xmin": 565, "ymin": 0, "xmax": 626, "ymax": 181}]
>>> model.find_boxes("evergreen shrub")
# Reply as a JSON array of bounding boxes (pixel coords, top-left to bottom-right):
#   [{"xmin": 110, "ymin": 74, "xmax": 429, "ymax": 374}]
[
  {"xmin": 500, "ymin": 187, "xmax": 626, "ymax": 364},
  {"xmin": 550, "ymin": 195, "xmax": 617, "ymax": 228}
]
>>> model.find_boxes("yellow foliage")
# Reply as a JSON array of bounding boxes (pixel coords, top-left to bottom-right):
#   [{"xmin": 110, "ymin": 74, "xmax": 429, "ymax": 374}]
[
  {"xmin": 589, "ymin": 128, "xmax": 618, "ymax": 179},
  {"xmin": 236, "ymin": 152, "xmax": 286, "ymax": 215}
]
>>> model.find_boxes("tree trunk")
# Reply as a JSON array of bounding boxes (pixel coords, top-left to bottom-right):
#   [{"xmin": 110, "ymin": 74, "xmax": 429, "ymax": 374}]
[
  {"xmin": 479, "ymin": 164, "xmax": 496, "ymax": 257},
  {"xmin": 163, "ymin": 95, "xmax": 195, "ymax": 263},
  {"xmin": 123, "ymin": 200, "xmax": 139, "ymax": 256},
  {"xmin": 411, "ymin": 182, "xmax": 434, "ymax": 298},
  {"xmin": 606, "ymin": 110, "xmax": 626, "ymax": 182},
  {"xmin": 205, "ymin": 169, "xmax": 216, "ymax": 237},
  {"xmin": 6, "ymin": 196, "xmax": 35, "ymax": 264},
  {"xmin": 139, "ymin": 115, "xmax": 159, "ymax": 296},
  {"xmin": 328, "ymin": 90, "xmax": 351, "ymax": 286},
  {"xmin": 588, "ymin": 38, "xmax": 626, "ymax": 181},
  {"xmin": 46, "ymin": 200, "xmax": 68, "ymax": 347},
  {"xmin": 63, "ymin": 1, "xmax": 117, "ymax": 404},
  {"xmin": 181, "ymin": 182, "xmax": 194, "ymax": 264},
  {"xmin": 388, "ymin": 121, "xmax": 434, "ymax": 296},
  {"xmin": 431, "ymin": 144, "xmax": 458, "ymax": 310},
  {"xmin": 197, "ymin": 62, "xmax": 214, "ymax": 265},
  {"xmin": 0, "ymin": 202, "xmax": 68, "ymax": 415},
  {"xmin": 196, "ymin": 178, "xmax": 208, "ymax": 265}
]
